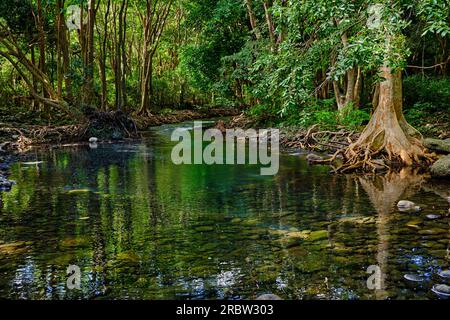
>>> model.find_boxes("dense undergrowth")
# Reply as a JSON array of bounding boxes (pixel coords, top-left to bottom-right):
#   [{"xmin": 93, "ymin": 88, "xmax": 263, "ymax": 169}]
[{"xmin": 238, "ymin": 75, "xmax": 450, "ymax": 139}]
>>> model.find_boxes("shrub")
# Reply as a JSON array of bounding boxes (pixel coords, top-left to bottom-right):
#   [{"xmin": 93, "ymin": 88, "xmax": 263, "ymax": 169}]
[{"xmin": 403, "ymin": 75, "xmax": 450, "ymax": 111}]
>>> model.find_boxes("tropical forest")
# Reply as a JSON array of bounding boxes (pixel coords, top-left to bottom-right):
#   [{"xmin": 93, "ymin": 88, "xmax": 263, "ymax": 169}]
[{"xmin": 0, "ymin": 0, "xmax": 449, "ymax": 301}]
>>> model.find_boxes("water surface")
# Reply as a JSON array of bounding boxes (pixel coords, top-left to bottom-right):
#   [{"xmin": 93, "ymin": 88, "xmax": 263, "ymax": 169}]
[{"xmin": 0, "ymin": 122, "xmax": 449, "ymax": 300}]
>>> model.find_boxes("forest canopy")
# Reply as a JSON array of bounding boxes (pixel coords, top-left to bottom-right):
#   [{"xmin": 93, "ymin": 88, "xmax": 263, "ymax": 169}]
[{"xmin": 0, "ymin": 0, "xmax": 449, "ymax": 170}]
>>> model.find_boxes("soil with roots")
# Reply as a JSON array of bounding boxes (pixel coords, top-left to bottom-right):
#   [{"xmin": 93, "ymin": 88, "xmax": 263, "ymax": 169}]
[
  {"xmin": 222, "ymin": 112, "xmax": 437, "ymax": 173},
  {"xmin": 0, "ymin": 107, "xmax": 241, "ymax": 151}
]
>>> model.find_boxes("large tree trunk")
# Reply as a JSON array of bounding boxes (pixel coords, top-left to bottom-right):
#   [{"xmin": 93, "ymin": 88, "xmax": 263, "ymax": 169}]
[{"xmin": 339, "ymin": 66, "xmax": 431, "ymax": 172}]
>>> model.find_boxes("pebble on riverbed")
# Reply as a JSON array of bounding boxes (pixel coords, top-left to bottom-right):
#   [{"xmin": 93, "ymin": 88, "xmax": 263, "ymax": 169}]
[
  {"xmin": 306, "ymin": 153, "xmax": 324, "ymax": 163},
  {"xmin": 404, "ymin": 274, "xmax": 425, "ymax": 282},
  {"xmin": 438, "ymin": 270, "xmax": 450, "ymax": 279},
  {"xmin": 0, "ymin": 156, "xmax": 15, "ymax": 191},
  {"xmin": 397, "ymin": 200, "xmax": 421, "ymax": 212},
  {"xmin": 432, "ymin": 284, "xmax": 450, "ymax": 298},
  {"xmin": 256, "ymin": 294, "xmax": 283, "ymax": 300}
]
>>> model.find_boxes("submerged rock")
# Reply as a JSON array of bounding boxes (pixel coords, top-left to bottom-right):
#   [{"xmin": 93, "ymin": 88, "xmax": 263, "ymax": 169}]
[
  {"xmin": 21, "ymin": 161, "xmax": 43, "ymax": 165},
  {"xmin": 397, "ymin": 200, "xmax": 420, "ymax": 212},
  {"xmin": 438, "ymin": 270, "xmax": 450, "ymax": 279},
  {"xmin": 406, "ymin": 220, "xmax": 423, "ymax": 228},
  {"xmin": 426, "ymin": 214, "xmax": 442, "ymax": 220},
  {"xmin": 111, "ymin": 129, "xmax": 123, "ymax": 141},
  {"xmin": 424, "ymin": 138, "xmax": 450, "ymax": 154},
  {"xmin": 418, "ymin": 228, "xmax": 448, "ymax": 235},
  {"xmin": 0, "ymin": 241, "xmax": 28, "ymax": 255},
  {"xmin": 306, "ymin": 230, "xmax": 328, "ymax": 242},
  {"xmin": 306, "ymin": 153, "xmax": 323, "ymax": 163},
  {"xmin": 0, "ymin": 176, "xmax": 15, "ymax": 191},
  {"xmin": 256, "ymin": 294, "xmax": 282, "ymax": 300},
  {"xmin": 431, "ymin": 284, "xmax": 450, "ymax": 298},
  {"xmin": 404, "ymin": 274, "xmax": 425, "ymax": 282},
  {"xmin": 431, "ymin": 155, "xmax": 450, "ymax": 179},
  {"xmin": 194, "ymin": 226, "xmax": 215, "ymax": 232}
]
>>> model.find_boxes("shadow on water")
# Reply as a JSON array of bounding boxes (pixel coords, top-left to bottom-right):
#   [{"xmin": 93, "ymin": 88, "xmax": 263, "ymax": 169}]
[{"xmin": 0, "ymin": 122, "xmax": 449, "ymax": 300}]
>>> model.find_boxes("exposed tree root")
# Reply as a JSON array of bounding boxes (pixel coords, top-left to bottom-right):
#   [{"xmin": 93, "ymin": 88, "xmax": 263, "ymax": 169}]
[
  {"xmin": 280, "ymin": 125, "xmax": 357, "ymax": 153},
  {"xmin": 0, "ymin": 110, "xmax": 140, "ymax": 150},
  {"xmin": 331, "ymin": 66, "xmax": 437, "ymax": 173}
]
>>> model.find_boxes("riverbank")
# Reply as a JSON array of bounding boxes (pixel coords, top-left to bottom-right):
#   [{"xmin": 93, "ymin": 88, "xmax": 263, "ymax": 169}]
[
  {"xmin": 0, "ymin": 108, "xmax": 239, "ymax": 190},
  {"xmin": 219, "ymin": 113, "xmax": 450, "ymax": 176},
  {"xmin": 0, "ymin": 108, "xmax": 240, "ymax": 149},
  {"xmin": 0, "ymin": 153, "xmax": 15, "ymax": 191},
  {"xmin": 1, "ymin": 125, "xmax": 449, "ymax": 300}
]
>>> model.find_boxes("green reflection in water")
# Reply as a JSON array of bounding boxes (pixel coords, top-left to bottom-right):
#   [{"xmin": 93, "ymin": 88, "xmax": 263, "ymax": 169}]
[{"xmin": 0, "ymin": 122, "xmax": 449, "ymax": 300}]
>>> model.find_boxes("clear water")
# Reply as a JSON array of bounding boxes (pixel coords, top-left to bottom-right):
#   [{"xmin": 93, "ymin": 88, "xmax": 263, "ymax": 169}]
[{"xmin": 0, "ymin": 122, "xmax": 449, "ymax": 300}]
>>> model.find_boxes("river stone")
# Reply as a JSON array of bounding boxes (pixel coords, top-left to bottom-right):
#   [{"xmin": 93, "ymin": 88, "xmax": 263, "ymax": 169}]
[
  {"xmin": 194, "ymin": 226, "xmax": 215, "ymax": 232},
  {"xmin": 306, "ymin": 230, "xmax": 328, "ymax": 241},
  {"xmin": 397, "ymin": 200, "xmax": 418, "ymax": 211},
  {"xmin": 431, "ymin": 155, "xmax": 450, "ymax": 178},
  {"xmin": 0, "ymin": 177, "xmax": 15, "ymax": 191},
  {"xmin": 111, "ymin": 129, "xmax": 123, "ymax": 140},
  {"xmin": 438, "ymin": 270, "xmax": 450, "ymax": 279},
  {"xmin": 406, "ymin": 220, "xmax": 422, "ymax": 228},
  {"xmin": 306, "ymin": 153, "xmax": 323, "ymax": 163},
  {"xmin": 256, "ymin": 294, "xmax": 283, "ymax": 300},
  {"xmin": 426, "ymin": 214, "xmax": 441, "ymax": 220},
  {"xmin": 404, "ymin": 274, "xmax": 425, "ymax": 282},
  {"xmin": 431, "ymin": 284, "xmax": 450, "ymax": 298},
  {"xmin": 418, "ymin": 228, "xmax": 448, "ymax": 235},
  {"xmin": 424, "ymin": 138, "xmax": 450, "ymax": 153}
]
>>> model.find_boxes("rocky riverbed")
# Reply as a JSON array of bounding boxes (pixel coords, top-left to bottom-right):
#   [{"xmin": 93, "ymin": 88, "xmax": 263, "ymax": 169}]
[
  {"xmin": 426, "ymin": 138, "xmax": 450, "ymax": 179},
  {"xmin": 0, "ymin": 154, "xmax": 15, "ymax": 191}
]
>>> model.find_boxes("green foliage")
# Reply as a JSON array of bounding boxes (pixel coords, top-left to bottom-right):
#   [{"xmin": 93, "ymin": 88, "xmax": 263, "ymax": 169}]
[
  {"xmin": 404, "ymin": 75, "xmax": 450, "ymax": 111},
  {"xmin": 180, "ymin": 0, "xmax": 248, "ymax": 95},
  {"xmin": 0, "ymin": 0, "xmax": 448, "ymax": 130},
  {"xmin": 256, "ymin": 98, "xmax": 370, "ymax": 130},
  {"xmin": 299, "ymin": 103, "xmax": 369, "ymax": 130}
]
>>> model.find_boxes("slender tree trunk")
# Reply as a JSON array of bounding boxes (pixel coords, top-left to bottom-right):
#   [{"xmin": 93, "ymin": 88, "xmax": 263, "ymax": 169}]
[
  {"xmin": 263, "ymin": 2, "xmax": 276, "ymax": 48},
  {"xmin": 36, "ymin": 0, "xmax": 48, "ymax": 98},
  {"xmin": 81, "ymin": 0, "xmax": 96, "ymax": 105},
  {"xmin": 98, "ymin": 0, "xmax": 111, "ymax": 110},
  {"xmin": 244, "ymin": 0, "xmax": 261, "ymax": 40},
  {"xmin": 138, "ymin": 0, "xmax": 173, "ymax": 115}
]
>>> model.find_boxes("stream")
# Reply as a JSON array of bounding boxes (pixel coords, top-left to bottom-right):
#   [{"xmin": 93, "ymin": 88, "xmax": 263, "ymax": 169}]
[{"xmin": 0, "ymin": 121, "xmax": 449, "ymax": 300}]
